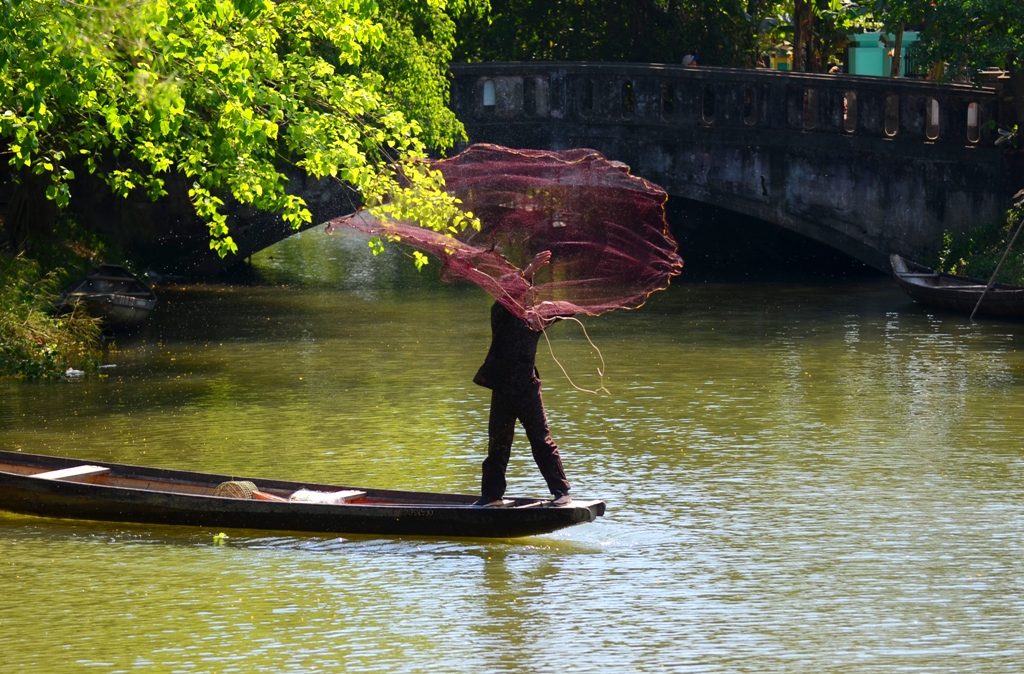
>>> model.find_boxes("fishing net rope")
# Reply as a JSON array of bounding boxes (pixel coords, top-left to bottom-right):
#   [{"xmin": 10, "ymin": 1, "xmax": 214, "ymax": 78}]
[{"xmin": 325, "ymin": 144, "xmax": 683, "ymax": 328}]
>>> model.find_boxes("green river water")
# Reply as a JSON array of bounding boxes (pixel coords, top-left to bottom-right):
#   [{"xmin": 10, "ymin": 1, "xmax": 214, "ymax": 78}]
[{"xmin": 2, "ymin": 226, "xmax": 1023, "ymax": 672}]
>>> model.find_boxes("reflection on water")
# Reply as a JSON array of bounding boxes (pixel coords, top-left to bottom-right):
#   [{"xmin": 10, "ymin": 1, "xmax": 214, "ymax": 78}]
[{"xmin": 2, "ymin": 226, "xmax": 1024, "ymax": 671}]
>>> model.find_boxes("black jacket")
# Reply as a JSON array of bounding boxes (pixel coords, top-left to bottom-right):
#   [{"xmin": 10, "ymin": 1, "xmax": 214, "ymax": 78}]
[{"xmin": 473, "ymin": 301, "xmax": 542, "ymax": 394}]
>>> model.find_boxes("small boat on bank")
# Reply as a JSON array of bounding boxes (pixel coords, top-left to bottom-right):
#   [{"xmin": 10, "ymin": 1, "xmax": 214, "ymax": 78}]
[
  {"xmin": 890, "ymin": 254, "xmax": 1024, "ymax": 318},
  {"xmin": 0, "ymin": 450, "xmax": 605, "ymax": 538},
  {"xmin": 56, "ymin": 264, "xmax": 157, "ymax": 329}
]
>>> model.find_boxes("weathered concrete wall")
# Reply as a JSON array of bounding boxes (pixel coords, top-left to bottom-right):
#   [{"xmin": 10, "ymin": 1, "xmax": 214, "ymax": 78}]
[{"xmin": 451, "ymin": 62, "xmax": 1022, "ymax": 270}]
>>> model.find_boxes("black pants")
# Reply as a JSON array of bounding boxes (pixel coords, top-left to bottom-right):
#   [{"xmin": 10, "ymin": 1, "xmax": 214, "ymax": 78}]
[{"xmin": 481, "ymin": 381, "xmax": 570, "ymax": 499}]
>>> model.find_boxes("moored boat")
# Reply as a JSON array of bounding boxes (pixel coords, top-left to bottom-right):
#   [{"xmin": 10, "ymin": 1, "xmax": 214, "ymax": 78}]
[
  {"xmin": 56, "ymin": 264, "xmax": 157, "ymax": 329},
  {"xmin": 890, "ymin": 253, "xmax": 1024, "ymax": 318},
  {"xmin": 0, "ymin": 450, "xmax": 605, "ymax": 538}
]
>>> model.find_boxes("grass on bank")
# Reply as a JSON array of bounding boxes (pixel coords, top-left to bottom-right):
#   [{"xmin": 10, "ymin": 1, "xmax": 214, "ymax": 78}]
[
  {"xmin": 0, "ymin": 254, "xmax": 103, "ymax": 379},
  {"xmin": 1, "ymin": 214, "xmax": 111, "ymax": 380}
]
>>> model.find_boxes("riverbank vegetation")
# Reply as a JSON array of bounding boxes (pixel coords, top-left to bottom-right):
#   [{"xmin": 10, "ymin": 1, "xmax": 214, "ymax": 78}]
[
  {"xmin": 0, "ymin": 255, "xmax": 102, "ymax": 379},
  {"xmin": 0, "ymin": 213, "xmax": 109, "ymax": 378},
  {"xmin": 937, "ymin": 200, "xmax": 1024, "ymax": 284}
]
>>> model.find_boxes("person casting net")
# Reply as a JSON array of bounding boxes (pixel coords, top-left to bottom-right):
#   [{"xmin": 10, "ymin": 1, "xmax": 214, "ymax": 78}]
[{"xmin": 325, "ymin": 144, "xmax": 683, "ymax": 507}]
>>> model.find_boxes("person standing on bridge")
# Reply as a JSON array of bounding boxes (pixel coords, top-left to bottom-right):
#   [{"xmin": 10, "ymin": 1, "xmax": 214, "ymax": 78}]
[{"xmin": 472, "ymin": 250, "xmax": 572, "ymax": 508}]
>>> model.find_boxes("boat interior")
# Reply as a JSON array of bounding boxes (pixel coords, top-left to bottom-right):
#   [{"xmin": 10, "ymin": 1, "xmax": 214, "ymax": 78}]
[
  {"xmin": 1, "ymin": 460, "xmax": 379, "ymax": 504},
  {"xmin": 0, "ymin": 459, "xmax": 562, "ymax": 509}
]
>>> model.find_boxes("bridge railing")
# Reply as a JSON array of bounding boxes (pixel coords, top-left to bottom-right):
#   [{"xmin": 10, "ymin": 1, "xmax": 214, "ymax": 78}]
[{"xmin": 450, "ymin": 62, "xmax": 1002, "ymax": 148}]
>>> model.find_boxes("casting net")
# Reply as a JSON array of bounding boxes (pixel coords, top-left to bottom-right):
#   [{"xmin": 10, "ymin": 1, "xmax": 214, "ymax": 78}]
[{"xmin": 325, "ymin": 144, "xmax": 683, "ymax": 326}]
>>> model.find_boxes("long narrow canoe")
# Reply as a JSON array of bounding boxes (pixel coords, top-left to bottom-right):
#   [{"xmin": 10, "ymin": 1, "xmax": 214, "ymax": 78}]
[
  {"xmin": 0, "ymin": 450, "xmax": 605, "ymax": 538},
  {"xmin": 890, "ymin": 253, "xmax": 1024, "ymax": 318}
]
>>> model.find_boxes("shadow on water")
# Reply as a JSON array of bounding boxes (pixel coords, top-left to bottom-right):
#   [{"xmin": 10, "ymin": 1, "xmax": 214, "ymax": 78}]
[{"xmin": 0, "ymin": 510, "xmax": 605, "ymax": 555}]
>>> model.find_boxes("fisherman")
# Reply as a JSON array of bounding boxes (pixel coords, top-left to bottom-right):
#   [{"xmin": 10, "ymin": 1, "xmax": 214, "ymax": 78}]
[{"xmin": 472, "ymin": 250, "xmax": 572, "ymax": 507}]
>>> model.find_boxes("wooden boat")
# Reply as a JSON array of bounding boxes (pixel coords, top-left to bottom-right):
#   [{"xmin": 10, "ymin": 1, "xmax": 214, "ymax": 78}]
[
  {"xmin": 56, "ymin": 264, "xmax": 157, "ymax": 329},
  {"xmin": 890, "ymin": 253, "xmax": 1024, "ymax": 318},
  {"xmin": 0, "ymin": 450, "xmax": 606, "ymax": 538}
]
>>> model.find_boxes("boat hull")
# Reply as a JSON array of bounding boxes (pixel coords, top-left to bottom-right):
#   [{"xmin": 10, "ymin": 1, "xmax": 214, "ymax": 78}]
[
  {"xmin": 890, "ymin": 254, "xmax": 1024, "ymax": 318},
  {"xmin": 0, "ymin": 451, "xmax": 605, "ymax": 538}
]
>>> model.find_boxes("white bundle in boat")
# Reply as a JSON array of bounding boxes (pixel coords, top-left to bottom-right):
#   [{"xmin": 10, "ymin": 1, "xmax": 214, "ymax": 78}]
[{"xmin": 289, "ymin": 488, "xmax": 365, "ymax": 505}]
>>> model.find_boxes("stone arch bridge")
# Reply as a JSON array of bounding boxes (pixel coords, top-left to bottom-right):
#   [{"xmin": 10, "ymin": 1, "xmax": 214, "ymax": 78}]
[
  {"xmin": 71, "ymin": 62, "xmax": 1020, "ymax": 275},
  {"xmin": 449, "ymin": 62, "xmax": 1021, "ymax": 272}
]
